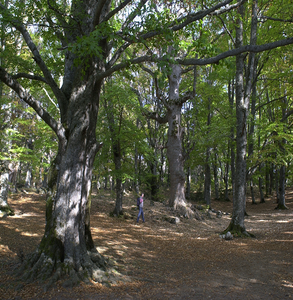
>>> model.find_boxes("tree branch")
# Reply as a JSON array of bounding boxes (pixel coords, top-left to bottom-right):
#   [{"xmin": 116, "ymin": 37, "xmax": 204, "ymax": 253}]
[
  {"xmin": 109, "ymin": 0, "xmax": 238, "ymax": 65},
  {"xmin": 93, "ymin": 0, "xmax": 109, "ymax": 26},
  {"xmin": 180, "ymin": 38, "xmax": 293, "ymax": 66},
  {"xmin": 100, "ymin": 37, "xmax": 293, "ymax": 80},
  {"xmin": 0, "ymin": 66, "xmax": 66, "ymax": 142},
  {"xmin": 101, "ymin": 0, "xmax": 133, "ymax": 24},
  {"xmin": 259, "ymin": 15, "xmax": 293, "ymax": 23},
  {"xmin": 12, "ymin": 73, "xmax": 47, "ymax": 83},
  {"xmin": 131, "ymin": 86, "xmax": 168, "ymax": 124},
  {"xmin": 143, "ymin": 110, "xmax": 168, "ymax": 124}
]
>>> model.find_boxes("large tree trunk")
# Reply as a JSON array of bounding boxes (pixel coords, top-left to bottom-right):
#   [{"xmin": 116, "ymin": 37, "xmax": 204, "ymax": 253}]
[
  {"xmin": 166, "ymin": 64, "xmax": 192, "ymax": 216},
  {"xmin": 18, "ymin": 78, "xmax": 113, "ymax": 286}
]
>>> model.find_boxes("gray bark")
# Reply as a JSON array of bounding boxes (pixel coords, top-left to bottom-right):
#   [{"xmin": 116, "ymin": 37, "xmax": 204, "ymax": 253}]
[
  {"xmin": 0, "ymin": 172, "xmax": 14, "ymax": 216},
  {"xmin": 166, "ymin": 64, "xmax": 187, "ymax": 211},
  {"xmin": 204, "ymin": 97, "xmax": 211, "ymax": 206},
  {"xmin": 277, "ymin": 165, "xmax": 286, "ymax": 209},
  {"xmin": 226, "ymin": 1, "xmax": 257, "ymax": 235},
  {"xmin": 213, "ymin": 152, "xmax": 220, "ymax": 200}
]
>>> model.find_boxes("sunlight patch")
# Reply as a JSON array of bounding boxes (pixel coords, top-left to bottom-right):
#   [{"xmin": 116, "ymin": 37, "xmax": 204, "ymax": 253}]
[
  {"xmin": 0, "ymin": 244, "xmax": 15, "ymax": 256},
  {"xmin": 21, "ymin": 232, "xmax": 40, "ymax": 237},
  {"xmin": 96, "ymin": 246, "xmax": 108, "ymax": 254},
  {"xmin": 282, "ymin": 280, "xmax": 293, "ymax": 288}
]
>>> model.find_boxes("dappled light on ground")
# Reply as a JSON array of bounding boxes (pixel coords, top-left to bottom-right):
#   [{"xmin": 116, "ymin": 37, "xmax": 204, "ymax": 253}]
[{"xmin": 0, "ymin": 189, "xmax": 293, "ymax": 299}]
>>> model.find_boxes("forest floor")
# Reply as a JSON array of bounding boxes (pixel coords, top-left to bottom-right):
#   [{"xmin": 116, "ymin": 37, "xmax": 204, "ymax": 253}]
[{"xmin": 0, "ymin": 188, "xmax": 293, "ymax": 300}]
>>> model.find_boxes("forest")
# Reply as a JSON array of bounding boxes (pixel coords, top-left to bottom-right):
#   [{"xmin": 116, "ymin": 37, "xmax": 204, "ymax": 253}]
[{"xmin": 0, "ymin": 0, "xmax": 293, "ymax": 298}]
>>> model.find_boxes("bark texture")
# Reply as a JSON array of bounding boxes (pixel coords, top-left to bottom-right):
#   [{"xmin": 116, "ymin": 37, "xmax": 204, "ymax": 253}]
[
  {"xmin": 166, "ymin": 64, "xmax": 192, "ymax": 217},
  {"xmin": 225, "ymin": 1, "xmax": 258, "ymax": 237},
  {"xmin": 0, "ymin": 172, "xmax": 14, "ymax": 217},
  {"xmin": 9, "ymin": 0, "xmax": 120, "ymax": 287}
]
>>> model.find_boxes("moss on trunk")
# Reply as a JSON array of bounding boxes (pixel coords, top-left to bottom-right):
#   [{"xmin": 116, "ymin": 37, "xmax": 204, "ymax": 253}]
[
  {"xmin": 275, "ymin": 203, "xmax": 289, "ymax": 210},
  {"xmin": 0, "ymin": 204, "xmax": 14, "ymax": 216},
  {"xmin": 223, "ymin": 221, "xmax": 255, "ymax": 238}
]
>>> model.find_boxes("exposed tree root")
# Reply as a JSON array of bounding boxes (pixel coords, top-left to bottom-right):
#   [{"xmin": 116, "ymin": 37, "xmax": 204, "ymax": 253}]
[
  {"xmin": 275, "ymin": 204, "xmax": 289, "ymax": 210},
  {"xmin": 16, "ymin": 247, "xmax": 125, "ymax": 290},
  {"xmin": 14, "ymin": 194, "xmax": 125, "ymax": 289},
  {"xmin": 174, "ymin": 202, "xmax": 197, "ymax": 219},
  {"xmin": 223, "ymin": 222, "xmax": 255, "ymax": 238}
]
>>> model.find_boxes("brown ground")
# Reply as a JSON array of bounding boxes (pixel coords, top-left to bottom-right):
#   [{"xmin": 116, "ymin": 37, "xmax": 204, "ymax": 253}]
[{"xmin": 0, "ymin": 189, "xmax": 293, "ymax": 300}]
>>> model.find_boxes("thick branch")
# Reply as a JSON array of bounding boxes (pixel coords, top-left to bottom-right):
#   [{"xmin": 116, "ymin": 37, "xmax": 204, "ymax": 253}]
[
  {"xmin": 210, "ymin": 0, "xmax": 247, "ymax": 16},
  {"xmin": 180, "ymin": 38, "xmax": 293, "ymax": 65},
  {"xmin": 143, "ymin": 110, "xmax": 168, "ymax": 124},
  {"xmin": 93, "ymin": 0, "xmax": 108, "ymax": 26},
  {"xmin": 259, "ymin": 15, "xmax": 293, "ymax": 23},
  {"xmin": 12, "ymin": 73, "xmax": 47, "ymax": 83},
  {"xmin": 100, "ymin": 38, "xmax": 293, "ymax": 79},
  {"xmin": 0, "ymin": 66, "xmax": 66, "ymax": 142},
  {"xmin": 109, "ymin": 0, "xmax": 239, "ymax": 67},
  {"xmin": 101, "ymin": 0, "xmax": 132, "ymax": 24}
]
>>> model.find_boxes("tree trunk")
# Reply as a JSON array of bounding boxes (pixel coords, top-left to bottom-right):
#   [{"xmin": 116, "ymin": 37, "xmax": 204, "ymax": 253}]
[
  {"xmin": 250, "ymin": 179, "xmax": 256, "ymax": 205},
  {"xmin": 0, "ymin": 171, "xmax": 14, "ymax": 217},
  {"xmin": 225, "ymin": 1, "xmax": 257, "ymax": 237},
  {"xmin": 228, "ymin": 79, "xmax": 235, "ymax": 202},
  {"xmin": 17, "ymin": 69, "xmax": 115, "ymax": 285},
  {"xmin": 186, "ymin": 166, "xmax": 191, "ymax": 200},
  {"xmin": 166, "ymin": 64, "xmax": 191, "ymax": 216},
  {"xmin": 259, "ymin": 174, "xmax": 265, "ymax": 203},
  {"xmin": 204, "ymin": 97, "xmax": 211, "ymax": 206},
  {"xmin": 204, "ymin": 148, "xmax": 211, "ymax": 207},
  {"xmin": 213, "ymin": 152, "xmax": 220, "ymax": 201},
  {"xmin": 276, "ymin": 165, "xmax": 288, "ymax": 209}
]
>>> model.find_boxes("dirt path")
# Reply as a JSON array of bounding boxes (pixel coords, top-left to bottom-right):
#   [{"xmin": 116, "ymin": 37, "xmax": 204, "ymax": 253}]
[{"xmin": 0, "ymin": 189, "xmax": 293, "ymax": 299}]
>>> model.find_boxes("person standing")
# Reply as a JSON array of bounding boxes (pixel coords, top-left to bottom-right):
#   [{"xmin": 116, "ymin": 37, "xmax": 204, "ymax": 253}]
[{"xmin": 136, "ymin": 193, "xmax": 145, "ymax": 223}]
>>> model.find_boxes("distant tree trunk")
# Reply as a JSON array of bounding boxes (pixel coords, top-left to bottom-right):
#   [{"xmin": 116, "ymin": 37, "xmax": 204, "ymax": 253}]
[
  {"xmin": 104, "ymin": 167, "xmax": 108, "ymax": 190},
  {"xmin": 204, "ymin": 149, "xmax": 211, "ymax": 206},
  {"xmin": 275, "ymin": 96, "xmax": 289, "ymax": 210},
  {"xmin": 213, "ymin": 152, "xmax": 220, "ymax": 200},
  {"xmin": 276, "ymin": 165, "xmax": 287, "ymax": 209},
  {"xmin": 186, "ymin": 166, "xmax": 191, "ymax": 200},
  {"xmin": 265, "ymin": 163, "xmax": 270, "ymax": 197},
  {"xmin": 259, "ymin": 174, "xmax": 265, "ymax": 203},
  {"xmin": 0, "ymin": 171, "xmax": 14, "ymax": 216},
  {"xmin": 204, "ymin": 97, "xmax": 211, "ymax": 206},
  {"xmin": 250, "ymin": 179, "xmax": 256, "ymax": 205},
  {"xmin": 134, "ymin": 146, "xmax": 140, "ymax": 195},
  {"xmin": 105, "ymin": 99, "xmax": 124, "ymax": 216},
  {"xmin": 25, "ymin": 168, "xmax": 32, "ymax": 188},
  {"xmin": 224, "ymin": 154, "xmax": 230, "ymax": 201}
]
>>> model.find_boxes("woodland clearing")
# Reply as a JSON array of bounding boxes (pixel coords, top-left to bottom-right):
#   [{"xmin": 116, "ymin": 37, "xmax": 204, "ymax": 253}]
[{"xmin": 0, "ymin": 188, "xmax": 293, "ymax": 299}]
